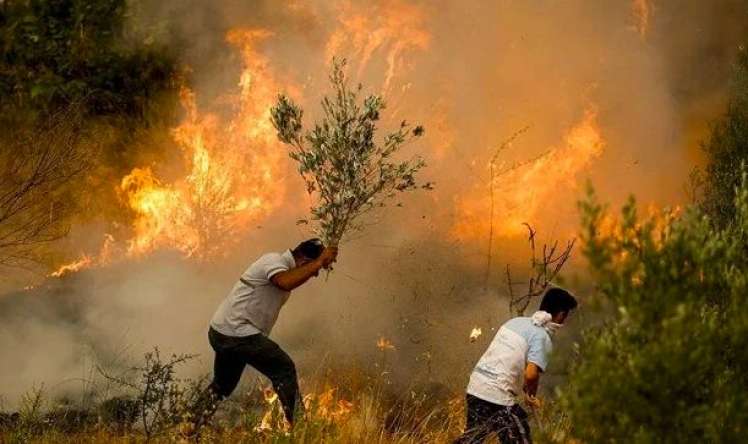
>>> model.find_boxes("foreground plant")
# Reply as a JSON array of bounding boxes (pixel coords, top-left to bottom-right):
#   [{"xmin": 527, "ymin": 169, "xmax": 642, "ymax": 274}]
[
  {"xmin": 558, "ymin": 176, "xmax": 748, "ymax": 442},
  {"xmin": 271, "ymin": 59, "xmax": 430, "ymax": 247},
  {"xmin": 98, "ymin": 348, "xmax": 202, "ymax": 440}
]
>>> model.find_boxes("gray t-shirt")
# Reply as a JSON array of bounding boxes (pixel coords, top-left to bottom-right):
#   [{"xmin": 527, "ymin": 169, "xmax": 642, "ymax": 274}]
[{"xmin": 210, "ymin": 250, "xmax": 296, "ymax": 337}]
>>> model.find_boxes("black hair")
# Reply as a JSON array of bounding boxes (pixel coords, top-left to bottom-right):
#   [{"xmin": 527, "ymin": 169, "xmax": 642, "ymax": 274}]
[
  {"xmin": 539, "ymin": 287, "xmax": 578, "ymax": 316},
  {"xmin": 292, "ymin": 238, "xmax": 324, "ymax": 260}
]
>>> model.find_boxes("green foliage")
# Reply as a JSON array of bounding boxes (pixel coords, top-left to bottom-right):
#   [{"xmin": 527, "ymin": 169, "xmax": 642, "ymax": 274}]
[
  {"xmin": 0, "ymin": 0, "xmax": 177, "ymax": 117},
  {"xmin": 98, "ymin": 348, "xmax": 201, "ymax": 439},
  {"xmin": 11, "ymin": 385, "xmax": 46, "ymax": 442},
  {"xmin": 700, "ymin": 44, "xmax": 748, "ymax": 227},
  {"xmin": 271, "ymin": 58, "xmax": 430, "ymax": 246},
  {"xmin": 560, "ymin": 181, "xmax": 748, "ymax": 442}
]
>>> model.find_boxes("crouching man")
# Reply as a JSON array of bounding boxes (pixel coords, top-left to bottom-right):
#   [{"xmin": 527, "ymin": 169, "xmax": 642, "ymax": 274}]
[
  {"xmin": 455, "ymin": 287, "xmax": 578, "ymax": 444},
  {"xmin": 195, "ymin": 238, "xmax": 337, "ymax": 427}
]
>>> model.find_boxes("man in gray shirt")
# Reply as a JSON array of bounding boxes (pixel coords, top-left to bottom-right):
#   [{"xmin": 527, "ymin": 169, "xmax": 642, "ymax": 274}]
[{"xmin": 198, "ymin": 238, "xmax": 337, "ymax": 426}]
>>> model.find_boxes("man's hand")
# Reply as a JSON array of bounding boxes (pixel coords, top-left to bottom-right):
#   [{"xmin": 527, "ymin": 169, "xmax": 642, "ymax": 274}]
[
  {"xmin": 523, "ymin": 362, "xmax": 542, "ymax": 405},
  {"xmin": 317, "ymin": 246, "xmax": 338, "ymax": 269},
  {"xmin": 525, "ymin": 394, "xmax": 543, "ymax": 410},
  {"xmin": 271, "ymin": 246, "xmax": 339, "ymax": 291}
]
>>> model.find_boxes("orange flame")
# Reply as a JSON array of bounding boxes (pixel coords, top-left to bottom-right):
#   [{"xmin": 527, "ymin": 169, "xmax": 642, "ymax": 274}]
[
  {"xmin": 49, "ymin": 234, "xmax": 117, "ymax": 277},
  {"xmin": 325, "ymin": 0, "xmax": 430, "ymax": 93},
  {"xmin": 469, "ymin": 327, "xmax": 483, "ymax": 342},
  {"xmin": 376, "ymin": 336, "xmax": 396, "ymax": 351},
  {"xmin": 454, "ymin": 106, "xmax": 605, "ymax": 240},
  {"xmin": 256, "ymin": 386, "xmax": 285, "ymax": 433},
  {"xmin": 305, "ymin": 387, "xmax": 354, "ymax": 423},
  {"xmin": 120, "ymin": 28, "xmax": 287, "ymax": 260},
  {"xmin": 593, "ymin": 202, "xmax": 683, "ymax": 247},
  {"xmin": 50, "ymin": 255, "xmax": 92, "ymax": 278},
  {"xmin": 48, "ymin": 28, "xmax": 289, "ymax": 276}
]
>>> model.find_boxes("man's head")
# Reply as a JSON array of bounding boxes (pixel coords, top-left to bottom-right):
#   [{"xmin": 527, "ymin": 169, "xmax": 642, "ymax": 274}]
[
  {"xmin": 539, "ymin": 287, "xmax": 578, "ymax": 324},
  {"xmin": 292, "ymin": 238, "xmax": 324, "ymax": 266}
]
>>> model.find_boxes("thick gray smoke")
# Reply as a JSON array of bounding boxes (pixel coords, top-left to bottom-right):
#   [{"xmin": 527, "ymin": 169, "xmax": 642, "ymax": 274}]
[{"xmin": 1, "ymin": 0, "xmax": 746, "ymax": 408}]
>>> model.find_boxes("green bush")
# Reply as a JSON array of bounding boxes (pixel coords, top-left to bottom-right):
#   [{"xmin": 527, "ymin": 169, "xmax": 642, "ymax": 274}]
[
  {"xmin": 0, "ymin": 0, "xmax": 177, "ymax": 118},
  {"xmin": 560, "ymin": 181, "xmax": 748, "ymax": 442},
  {"xmin": 700, "ymin": 44, "xmax": 748, "ymax": 227}
]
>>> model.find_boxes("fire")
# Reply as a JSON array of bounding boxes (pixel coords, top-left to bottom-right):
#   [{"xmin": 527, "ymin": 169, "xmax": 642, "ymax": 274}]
[
  {"xmin": 256, "ymin": 386, "xmax": 285, "ymax": 433},
  {"xmin": 49, "ymin": 234, "xmax": 117, "ymax": 277},
  {"xmin": 453, "ymin": 106, "xmax": 605, "ymax": 240},
  {"xmin": 47, "ymin": 28, "xmax": 289, "ymax": 275},
  {"xmin": 255, "ymin": 385, "xmax": 353, "ymax": 432},
  {"xmin": 50, "ymin": 255, "xmax": 91, "ymax": 278},
  {"xmin": 47, "ymin": 8, "xmax": 429, "ymax": 275},
  {"xmin": 631, "ymin": 0, "xmax": 651, "ymax": 39},
  {"xmin": 593, "ymin": 202, "xmax": 683, "ymax": 246},
  {"xmin": 376, "ymin": 336, "xmax": 396, "ymax": 351},
  {"xmin": 120, "ymin": 28, "xmax": 287, "ymax": 260},
  {"xmin": 305, "ymin": 387, "xmax": 354, "ymax": 423},
  {"xmin": 325, "ymin": 0, "xmax": 430, "ymax": 94},
  {"xmin": 469, "ymin": 327, "xmax": 482, "ymax": 342}
]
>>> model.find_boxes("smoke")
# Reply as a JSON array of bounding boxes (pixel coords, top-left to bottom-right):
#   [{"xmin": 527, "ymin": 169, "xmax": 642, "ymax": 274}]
[{"xmin": 1, "ymin": 0, "xmax": 747, "ymax": 407}]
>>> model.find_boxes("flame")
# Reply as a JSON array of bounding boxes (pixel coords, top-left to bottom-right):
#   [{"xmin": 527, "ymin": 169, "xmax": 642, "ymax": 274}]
[
  {"xmin": 49, "ymin": 28, "xmax": 289, "ymax": 275},
  {"xmin": 119, "ymin": 28, "xmax": 286, "ymax": 260},
  {"xmin": 593, "ymin": 202, "xmax": 683, "ymax": 246},
  {"xmin": 376, "ymin": 336, "xmax": 396, "ymax": 351},
  {"xmin": 454, "ymin": 106, "xmax": 605, "ymax": 240},
  {"xmin": 49, "ymin": 234, "xmax": 117, "ymax": 277},
  {"xmin": 586, "ymin": 203, "xmax": 682, "ymax": 287},
  {"xmin": 632, "ymin": 0, "xmax": 651, "ymax": 39},
  {"xmin": 469, "ymin": 327, "xmax": 482, "ymax": 342},
  {"xmin": 325, "ymin": 0, "xmax": 430, "ymax": 93},
  {"xmin": 305, "ymin": 387, "xmax": 354, "ymax": 423},
  {"xmin": 48, "ymin": 5, "xmax": 430, "ymax": 274},
  {"xmin": 50, "ymin": 255, "xmax": 92, "ymax": 278},
  {"xmin": 256, "ymin": 386, "xmax": 285, "ymax": 433},
  {"xmin": 256, "ymin": 385, "xmax": 354, "ymax": 432}
]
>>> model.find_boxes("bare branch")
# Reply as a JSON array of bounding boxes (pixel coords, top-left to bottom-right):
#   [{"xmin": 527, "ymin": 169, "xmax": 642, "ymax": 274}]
[
  {"xmin": 485, "ymin": 126, "xmax": 530, "ymax": 285},
  {"xmin": 0, "ymin": 107, "xmax": 90, "ymax": 270},
  {"xmin": 506, "ymin": 224, "xmax": 576, "ymax": 316}
]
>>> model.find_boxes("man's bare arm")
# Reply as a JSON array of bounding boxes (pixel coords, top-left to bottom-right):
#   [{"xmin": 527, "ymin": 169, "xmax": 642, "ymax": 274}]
[
  {"xmin": 523, "ymin": 362, "xmax": 542, "ymax": 400},
  {"xmin": 271, "ymin": 247, "xmax": 337, "ymax": 291}
]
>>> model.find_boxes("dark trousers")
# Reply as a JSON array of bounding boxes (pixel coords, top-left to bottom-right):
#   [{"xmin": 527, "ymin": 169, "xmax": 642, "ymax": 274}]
[
  {"xmin": 206, "ymin": 327, "xmax": 301, "ymax": 423},
  {"xmin": 454, "ymin": 394, "xmax": 532, "ymax": 444}
]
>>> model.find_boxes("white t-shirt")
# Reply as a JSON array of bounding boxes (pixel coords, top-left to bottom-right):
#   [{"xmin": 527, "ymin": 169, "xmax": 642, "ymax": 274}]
[
  {"xmin": 467, "ymin": 316, "xmax": 553, "ymax": 406},
  {"xmin": 210, "ymin": 250, "xmax": 296, "ymax": 337}
]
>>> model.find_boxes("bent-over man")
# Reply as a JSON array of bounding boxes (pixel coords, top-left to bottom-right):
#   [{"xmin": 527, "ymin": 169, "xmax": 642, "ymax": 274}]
[
  {"xmin": 454, "ymin": 287, "xmax": 578, "ymax": 444},
  {"xmin": 197, "ymin": 238, "xmax": 337, "ymax": 426}
]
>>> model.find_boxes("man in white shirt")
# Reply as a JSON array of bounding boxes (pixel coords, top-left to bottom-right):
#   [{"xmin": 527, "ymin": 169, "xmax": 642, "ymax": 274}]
[
  {"xmin": 455, "ymin": 287, "xmax": 578, "ymax": 444},
  {"xmin": 197, "ymin": 238, "xmax": 337, "ymax": 426}
]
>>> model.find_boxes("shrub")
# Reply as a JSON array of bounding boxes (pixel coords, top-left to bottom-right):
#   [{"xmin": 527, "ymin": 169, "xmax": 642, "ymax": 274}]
[
  {"xmin": 559, "ymin": 179, "xmax": 748, "ymax": 442},
  {"xmin": 700, "ymin": 44, "xmax": 748, "ymax": 227}
]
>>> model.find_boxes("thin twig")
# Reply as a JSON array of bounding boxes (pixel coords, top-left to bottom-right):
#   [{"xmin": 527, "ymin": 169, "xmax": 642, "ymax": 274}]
[{"xmin": 484, "ymin": 126, "xmax": 530, "ymax": 286}]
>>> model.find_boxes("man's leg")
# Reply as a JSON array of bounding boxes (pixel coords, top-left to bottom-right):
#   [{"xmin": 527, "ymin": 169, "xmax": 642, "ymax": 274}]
[
  {"xmin": 192, "ymin": 330, "xmax": 246, "ymax": 429},
  {"xmin": 495, "ymin": 404, "xmax": 532, "ymax": 444},
  {"xmin": 209, "ymin": 348, "xmax": 246, "ymax": 398},
  {"xmin": 238, "ymin": 335, "xmax": 302, "ymax": 424},
  {"xmin": 454, "ymin": 394, "xmax": 500, "ymax": 444}
]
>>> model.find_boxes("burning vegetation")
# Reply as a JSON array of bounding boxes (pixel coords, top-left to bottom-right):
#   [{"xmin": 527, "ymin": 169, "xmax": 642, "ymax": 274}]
[
  {"xmin": 2, "ymin": 0, "xmax": 748, "ymax": 443},
  {"xmin": 453, "ymin": 107, "xmax": 605, "ymax": 240},
  {"xmin": 116, "ymin": 29, "xmax": 285, "ymax": 260}
]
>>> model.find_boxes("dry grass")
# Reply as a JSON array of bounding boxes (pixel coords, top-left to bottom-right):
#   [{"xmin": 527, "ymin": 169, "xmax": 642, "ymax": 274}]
[
  {"xmin": 1, "ymin": 383, "xmax": 464, "ymax": 443},
  {"xmin": 0, "ymin": 351, "xmax": 569, "ymax": 443},
  {"xmin": 0, "ymin": 382, "xmax": 573, "ymax": 443}
]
